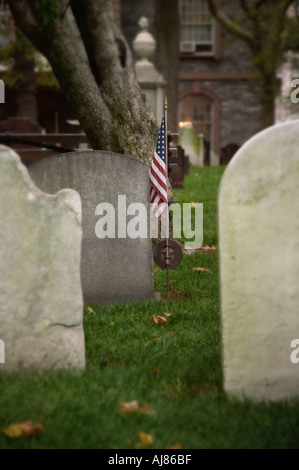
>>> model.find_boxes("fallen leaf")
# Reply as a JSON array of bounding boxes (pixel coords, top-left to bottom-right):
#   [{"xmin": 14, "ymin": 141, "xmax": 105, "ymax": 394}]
[
  {"xmin": 139, "ymin": 405, "xmax": 156, "ymax": 415},
  {"xmin": 193, "ymin": 267, "xmax": 211, "ymax": 273},
  {"xmin": 153, "ymin": 315, "xmax": 168, "ymax": 325},
  {"xmin": 119, "ymin": 399, "xmax": 140, "ymax": 415},
  {"xmin": 198, "ymin": 245, "xmax": 217, "ymax": 254},
  {"xmin": 137, "ymin": 431, "xmax": 154, "ymax": 446},
  {"xmin": 109, "ymin": 322, "xmax": 115, "ymax": 327},
  {"xmin": 119, "ymin": 400, "xmax": 155, "ymax": 416},
  {"xmin": 191, "ymin": 202, "xmax": 196, "ymax": 208},
  {"xmin": 154, "ymin": 337, "xmax": 162, "ymax": 341},
  {"xmin": 184, "ymin": 248, "xmax": 197, "ymax": 256},
  {"xmin": 151, "ymin": 367, "xmax": 159, "ymax": 374},
  {"xmin": 163, "ymin": 312, "xmax": 172, "ymax": 317},
  {"xmin": 168, "ymin": 442, "xmax": 183, "ymax": 449},
  {"xmin": 87, "ymin": 306, "xmax": 94, "ymax": 313},
  {"xmin": 3, "ymin": 421, "xmax": 44, "ymax": 438}
]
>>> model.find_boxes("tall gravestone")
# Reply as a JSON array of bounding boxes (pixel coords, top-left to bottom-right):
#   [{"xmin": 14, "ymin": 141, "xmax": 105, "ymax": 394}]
[
  {"xmin": 0, "ymin": 145, "xmax": 85, "ymax": 372},
  {"xmin": 29, "ymin": 151, "xmax": 155, "ymax": 306},
  {"xmin": 218, "ymin": 121, "xmax": 299, "ymax": 401}
]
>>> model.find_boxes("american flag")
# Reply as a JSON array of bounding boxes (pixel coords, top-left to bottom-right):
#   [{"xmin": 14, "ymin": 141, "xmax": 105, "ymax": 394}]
[{"xmin": 149, "ymin": 115, "xmax": 168, "ymax": 219}]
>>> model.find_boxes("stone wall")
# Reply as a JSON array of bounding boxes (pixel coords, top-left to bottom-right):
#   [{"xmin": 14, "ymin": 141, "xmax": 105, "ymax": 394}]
[
  {"xmin": 118, "ymin": 1, "xmax": 263, "ymax": 156},
  {"xmin": 178, "ymin": 1, "xmax": 262, "ymax": 152}
]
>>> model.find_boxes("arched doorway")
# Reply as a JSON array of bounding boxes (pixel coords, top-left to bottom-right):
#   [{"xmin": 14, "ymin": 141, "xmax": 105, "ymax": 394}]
[{"xmin": 178, "ymin": 85, "xmax": 221, "ymax": 155}]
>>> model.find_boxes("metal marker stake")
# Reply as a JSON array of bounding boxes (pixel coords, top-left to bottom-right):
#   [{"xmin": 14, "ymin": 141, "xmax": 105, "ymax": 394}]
[{"xmin": 164, "ymin": 97, "xmax": 170, "ymax": 299}]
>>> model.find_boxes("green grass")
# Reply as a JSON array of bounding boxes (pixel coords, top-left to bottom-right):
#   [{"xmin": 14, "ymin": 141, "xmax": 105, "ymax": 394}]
[{"xmin": 0, "ymin": 166, "xmax": 299, "ymax": 449}]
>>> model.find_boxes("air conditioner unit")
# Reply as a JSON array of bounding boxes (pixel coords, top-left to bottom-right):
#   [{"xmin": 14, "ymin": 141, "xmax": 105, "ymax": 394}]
[{"xmin": 180, "ymin": 41, "xmax": 195, "ymax": 52}]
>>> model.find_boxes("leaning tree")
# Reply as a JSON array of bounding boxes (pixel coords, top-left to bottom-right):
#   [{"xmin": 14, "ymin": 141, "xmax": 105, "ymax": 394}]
[{"xmin": 6, "ymin": 0, "xmax": 159, "ymax": 164}]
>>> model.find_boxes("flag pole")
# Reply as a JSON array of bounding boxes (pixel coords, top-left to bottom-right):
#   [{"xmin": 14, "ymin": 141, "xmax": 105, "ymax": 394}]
[{"xmin": 164, "ymin": 96, "xmax": 170, "ymax": 300}]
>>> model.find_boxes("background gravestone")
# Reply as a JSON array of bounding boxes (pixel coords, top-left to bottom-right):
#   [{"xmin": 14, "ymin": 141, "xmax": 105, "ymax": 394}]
[
  {"xmin": 0, "ymin": 145, "xmax": 85, "ymax": 372},
  {"xmin": 218, "ymin": 120, "xmax": 299, "ymax": 401},
  {"xmin": 29, "ymin": 151, "xmax": 155, "ymax": 306}
]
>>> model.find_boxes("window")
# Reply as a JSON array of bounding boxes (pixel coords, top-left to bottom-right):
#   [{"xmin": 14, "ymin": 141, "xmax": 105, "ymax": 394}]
[
  {"xmin": 179, "ymin": 0, "xmax": 215, "ymax": 55},
  {"xmin": 179, "ymin": 94, "xmax": 214, "ymax": 145}
]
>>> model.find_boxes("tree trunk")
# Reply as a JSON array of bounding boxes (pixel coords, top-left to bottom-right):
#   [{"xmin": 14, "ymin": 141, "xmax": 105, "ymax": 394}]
[
  {"xmin": 259, "ymin": 74, "xmax": 279, "ymax": 129},
  {"xmin": 8, "ymin": 0, "xmax": 158, "ymax": 164}
]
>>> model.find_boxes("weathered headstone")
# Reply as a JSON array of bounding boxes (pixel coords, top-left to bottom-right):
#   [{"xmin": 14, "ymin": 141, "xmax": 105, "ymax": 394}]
[
  {"xmin": 178, "ymin": 126, "xmax": 204, "ymax": 167},
  {"xmin": 0, "ymin": 116, "xmax": 43, "ymax": 134},
  {"xmin": 0, "ymin": 145, "xmax": 85, "ymax": 372},
  {"xmin": 168, "ymin": 145, "xmax": 185, "ymax": 189},
  {"xmin": 218, "ymin": 121, "xmax": 299, "ymax": 401},
  {"xmin": 28, "ymin": 151, "xmax": 155, "ymax": 306}
]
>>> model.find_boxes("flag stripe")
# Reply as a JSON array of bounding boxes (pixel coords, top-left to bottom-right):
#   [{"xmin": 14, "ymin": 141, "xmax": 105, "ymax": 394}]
[
  {"xmin": 149, "ymin": 171, "xmax": 168, "ymax": 202},
  {"xmin": 150, "ymin": 158, "xmax": 167, "ymax": 195},
  {"xmin": 152, "ymin": 150, "xmax": 166, "ymax": 175},
  {"xmin": 149, "ymin": 115, "xmax": 168, "ymax": 220}
]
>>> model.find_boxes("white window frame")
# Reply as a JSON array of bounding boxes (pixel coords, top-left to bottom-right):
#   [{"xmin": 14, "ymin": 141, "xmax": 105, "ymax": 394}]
[{"xmin": 179, "ymin": 0, "xmax": 215, "ymax": 56}]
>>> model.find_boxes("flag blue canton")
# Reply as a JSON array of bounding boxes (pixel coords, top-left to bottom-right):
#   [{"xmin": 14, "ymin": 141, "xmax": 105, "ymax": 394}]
[{"xmin": 156, "ymin": 116, "xmax": 166, "ymax": 162}]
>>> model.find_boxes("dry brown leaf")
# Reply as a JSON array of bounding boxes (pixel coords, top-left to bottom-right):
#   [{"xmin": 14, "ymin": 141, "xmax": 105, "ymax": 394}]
[
  {"xmin": 154, "ymin": 337, "xmax": 162, "ymax": 341},
  {"xmin": 153, "ymin": 315, "xmax": 168, "ymax": 325},
  {"xmin": 119, "ymin": 399, "xmax": 155, "ymax": 416},
  {"xmin": 119, "ymin": 399, "xmax": 140, "ymax": 415},
  {"xmin": 3, "ymin": 421, "xmax": 44, "ymax": 438},
  {"xmin": 193, "ymin": 267, "xmax": 211, "ymax": 273},
  {"xmin": 190, "ymin": 202, "xmax": 196, "ymax": 208},
  {"xmin": 163, "ymin": 312, "xmax": 172, "ymax": 317},
  {"xmin": 139, "ymin": 405, "xmax": 156, "ymax": 415},
  {"xmin": 168, "ymin": 442, "xmax": 183, "ymax": 449},
  {"xmin": 151, "ymin": 367, "xmax": 159, "ymax": 374},
  {"xmin": 87, "ymin": 306, "xmax": 94, "ymax": 313},
  {"xmin": 198, "ymin": 245, "xmax": 217, "ymax": 254},
  {"xmin": 137, "ymin": 431, "xmax": 154, "ymax": 446}
]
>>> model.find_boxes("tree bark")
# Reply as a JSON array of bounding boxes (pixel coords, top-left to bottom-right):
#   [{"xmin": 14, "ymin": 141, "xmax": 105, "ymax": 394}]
[
  {"xmin": 259, "ymin": 75, "xmax": 278, "ymax": 129},
  {"xmin": 7, "ymin": 0, "xmax": 159, "ymax": 164}
]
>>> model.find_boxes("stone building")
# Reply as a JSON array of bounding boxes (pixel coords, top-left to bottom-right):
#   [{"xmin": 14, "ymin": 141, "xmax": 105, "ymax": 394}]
[
  {"xmin": 119, "ymin": 0, "xmax": 262, "ymax": 158},
  {"xmin": 0, "ymin": 0, "xmax": 278, "ymax": 161}
]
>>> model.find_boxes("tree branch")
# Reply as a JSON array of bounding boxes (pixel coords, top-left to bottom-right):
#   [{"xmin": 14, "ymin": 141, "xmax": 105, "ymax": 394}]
[
  {"xmin": 70, "ymin": 0, "xmax": 132, "ymax": 87},
  {"xmin": 7, "ymin": 0, "xmax": 113, "ymax": 147},
  {"xmin": 7, "ymin": 0, "xmax": 159, "ymax": 161},
  {"xmin": 7, "ymin": 0, "xmax": 40, "ymax": 43},
  {"xmin": 207, "ymin": 0, "xmax": 253, "ymax": 44}
]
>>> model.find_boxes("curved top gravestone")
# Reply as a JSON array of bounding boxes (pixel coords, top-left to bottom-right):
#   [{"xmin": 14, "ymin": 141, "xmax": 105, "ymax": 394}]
[
  {"xmin": 0, "ymin": 145, "xmax": 85, "ymax": 372},
  {"xmin": 218, "ymin": 120, "xmax": 299, "ymax": 401},
  {"xmin": 29, "ymin": 150, "xmax": 155, "ymax": 306}
]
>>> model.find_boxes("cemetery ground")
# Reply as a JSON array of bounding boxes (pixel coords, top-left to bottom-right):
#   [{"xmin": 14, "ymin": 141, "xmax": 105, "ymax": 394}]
[{"xmin": 1, "ymin": 167, "xmax": 299, "ymax": 450}]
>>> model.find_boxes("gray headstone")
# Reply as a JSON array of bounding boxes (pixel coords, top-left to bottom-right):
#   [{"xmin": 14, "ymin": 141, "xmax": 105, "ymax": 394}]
[
  {"xmin": 0, "ymin": 145, "xmax": 85, "ymax": 372},
  {"xmin": 218, "ymin": 121, "xmax": 299, "ymax": 401},
  {"xmin": 28, "ymin": 151, "xmax": 155, "ymax": 306}
]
